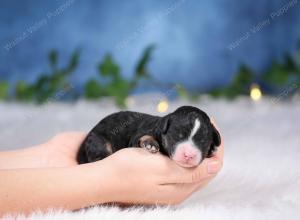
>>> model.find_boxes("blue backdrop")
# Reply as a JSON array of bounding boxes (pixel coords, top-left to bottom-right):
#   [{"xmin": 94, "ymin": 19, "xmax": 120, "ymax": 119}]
[{"xmin": 1, "ymin": 0, "xmax": 300, "ymax": 91}]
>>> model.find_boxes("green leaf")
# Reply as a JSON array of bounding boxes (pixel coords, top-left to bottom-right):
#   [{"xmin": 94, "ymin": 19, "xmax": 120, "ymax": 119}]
[
  {"xmin": 15, "ymin": 81, "xmax": 35, "ymax": 101},
  {"xmin": 208, "ymin": 88, "xmax": 223, "ymax": 98},
  {"xmin": 99, "ymin": 54, "xmax": 120, "ymax": 79},
  {"xmin": 284, "ymin": 54, "xmax": 297, "ymax": 72},
  {"xmin": 176, "ymin": 84, "xmax": 188, "ymax": 98},
  {"xmin": 84, "ymin": 79, "xmax": 104, "ymax": 99},
  {"xmin": 34, "ymin": 75, "xmax": 50, "ymax": 91},
  {"xmin": 106, "ymin": 78, "xmax": 131, "ymax": 108},
  {"xmin": 67, "ymin": 49, "xmax": 80, "ymax": 73},
  {"xmin": 263, "ymin": 62, "xmax": 289, "ymax": 86},
  {"xmin": 209, "ymin": 86, "xmax": 239, "ymax": 99},
  {"xmin": 223, "ymin": 85, "xmax": 242, "ymax": 99},
  {"xmin": 175, "ymin": 84, "xmax": 200, "ymax": 101},
  {"xmin": 135, "ymin": 44, "xmax": 155, "ymax": 78},
  {"xmin": 0, "ymin": 81, "xmax": 9, "ymax": 100},
  {"xmin": 48, "ymin": 50, "xmax": 58, "ymax": 70},
  {"xmin": 209, "ymin": 64, "xmax": 253, "ymax": 99},
  {"xmin": 33, "ymin": 74, "xmax": 57, "ymax": 103},
  {"xmin": 233, "ymin": 64, "xmax": 254, "ymax": 87},
  {"xmin": 25, "ymin": 49, "xmax": 79, "ymax": 103}
]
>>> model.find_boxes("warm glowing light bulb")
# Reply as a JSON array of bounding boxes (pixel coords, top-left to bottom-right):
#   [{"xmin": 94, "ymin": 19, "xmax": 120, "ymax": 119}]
[
  {"xmin": 250, "ymin": 84, "xmax": 262, "ymax": 101},
  {"xmin": 125, "ymin": 96, "xmax": 135, "ymax": 106},
  {"xmin": 157, "ymin": 100, "xmax": 169, "ymax": 113}
]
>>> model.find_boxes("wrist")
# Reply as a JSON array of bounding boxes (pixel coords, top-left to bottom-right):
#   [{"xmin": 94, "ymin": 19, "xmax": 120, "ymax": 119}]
[
  {"xmin": 79, "ymin": 161, "xmax": 117, "ymax": 205},
  {"xmin": 0, "ymin": 145, "xmax": 48, "ymax": 169}
]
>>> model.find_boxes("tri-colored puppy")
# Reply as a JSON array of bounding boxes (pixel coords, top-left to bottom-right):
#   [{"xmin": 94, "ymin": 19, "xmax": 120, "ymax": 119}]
[{"xmin": 77, "ymin": 106, "xmax": 221, "ymax": 167}]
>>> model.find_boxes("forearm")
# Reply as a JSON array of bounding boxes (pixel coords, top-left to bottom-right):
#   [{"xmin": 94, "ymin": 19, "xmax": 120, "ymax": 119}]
[
  {"xmin": 0, "ymin": 145, "xmax": 48, "ymax": 169},
  {"xmin": 0, "ymin": 162, "xmax": 112, "ymax": 217}
]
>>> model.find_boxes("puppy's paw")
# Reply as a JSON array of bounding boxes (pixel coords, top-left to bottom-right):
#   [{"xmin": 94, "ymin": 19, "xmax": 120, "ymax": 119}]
[
  {"xmin": 139, "ymin": 135, "xmax": 160, "ymax": 153},
  {"xmin": 142, "ymin": 140, "xmax": 160, "ymax": 153}
]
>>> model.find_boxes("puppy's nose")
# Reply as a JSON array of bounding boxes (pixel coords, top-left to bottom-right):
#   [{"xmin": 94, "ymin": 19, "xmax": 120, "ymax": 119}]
[
  {"xmin": 183, "ymin": 151, "xmax": 196, "ymax": 161},
  {"xmin": 172, "ymin": 142, "xmax": 202, "ymax": 167}
]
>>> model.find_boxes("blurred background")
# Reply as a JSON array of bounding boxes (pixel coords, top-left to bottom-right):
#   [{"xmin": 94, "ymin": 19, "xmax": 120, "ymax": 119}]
[
  {"xmin": 1, "ymin": 0, "xmax": 300, "ymax": 106},
  {"xmin": 0, "ymin": 0, "xmax": 300, "ymax": 149}
]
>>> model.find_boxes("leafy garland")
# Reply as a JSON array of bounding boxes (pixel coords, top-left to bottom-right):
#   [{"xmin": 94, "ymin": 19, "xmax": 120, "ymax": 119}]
[
  {"xmin": 0, "ymin": 43, "xmax": 299, "ymax": 107},
  {"xmin": 84, "ymin": 45, "xmax": 155, "ymax": 107},
  {"xmin": 209, "ymin": 52, "xmax": 300, "ymax": 99}
]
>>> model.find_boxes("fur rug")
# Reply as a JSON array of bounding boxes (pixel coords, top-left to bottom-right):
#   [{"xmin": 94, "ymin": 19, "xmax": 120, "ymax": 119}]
[{"xmin": 1, "ymin": 95, "xmax": 299, "ymax": 219}]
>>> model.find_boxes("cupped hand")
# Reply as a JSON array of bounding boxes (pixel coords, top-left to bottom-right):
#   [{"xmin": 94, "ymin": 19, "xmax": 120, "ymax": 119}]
[
  {"xmin": 42, "ymin": 132, "xmax": 87, "ymax": 167},
  {"xmin": 93, "ymin": 128, "xmax": 224, "ymax": 205}
]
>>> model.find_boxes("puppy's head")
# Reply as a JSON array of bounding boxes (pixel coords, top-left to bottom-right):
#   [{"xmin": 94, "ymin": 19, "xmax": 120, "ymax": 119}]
[{"xmin": 159, "ymin": 106, "xmax": 221, "ymax": 167}]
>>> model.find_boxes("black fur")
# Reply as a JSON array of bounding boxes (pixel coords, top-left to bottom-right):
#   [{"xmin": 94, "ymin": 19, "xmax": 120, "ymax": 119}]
[{"xmin": 77, "ymin": 106, "xmax": 221, "ymax": 164}]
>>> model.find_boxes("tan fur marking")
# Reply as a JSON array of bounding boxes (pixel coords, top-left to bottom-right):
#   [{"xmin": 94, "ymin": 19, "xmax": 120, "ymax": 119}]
[{"xmin": 105, "ymin": 142, "xmax": 113, "ymax": 154}]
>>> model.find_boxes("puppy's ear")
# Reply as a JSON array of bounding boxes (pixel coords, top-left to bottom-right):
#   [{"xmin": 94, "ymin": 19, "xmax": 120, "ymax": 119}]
[
  {"xmin": 161, "ymin": 117, "xmax": 170, "ymax": 134},
  {"xmin": 211, "ymin": 124, "xmax": 221, "ymax": 146}
]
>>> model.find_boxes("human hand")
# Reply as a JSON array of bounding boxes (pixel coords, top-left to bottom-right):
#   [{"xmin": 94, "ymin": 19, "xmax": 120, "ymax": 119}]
[
  {"xmin": 92, "ymin": 128, "xmax": 224, "ymax": 205},
  {"xmin": 42, "ymin": 132, "xmax": 87, "ymax": 167}
]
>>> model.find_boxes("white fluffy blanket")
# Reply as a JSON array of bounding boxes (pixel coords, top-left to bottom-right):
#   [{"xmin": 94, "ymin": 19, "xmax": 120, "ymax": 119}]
[{"xmin": 1, "ymin": 95, "xmax": 299, "ymax": 219}]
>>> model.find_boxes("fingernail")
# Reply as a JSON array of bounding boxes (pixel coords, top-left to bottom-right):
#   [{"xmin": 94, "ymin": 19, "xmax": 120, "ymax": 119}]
[{"xmin": 207, "ymin": 160, "xmax": 220, "ymax": 174}]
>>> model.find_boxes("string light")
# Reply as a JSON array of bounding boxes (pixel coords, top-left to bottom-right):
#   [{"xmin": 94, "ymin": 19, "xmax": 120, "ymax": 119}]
[
  {"xmin": 157, "ymin": 100, "xmax": 169, "ymax": 113},
  {"xmin": 250, "ymin": 83, "xmax": 262, "ymax": 101},
  {"xmin": 125, "ymin": 96, "xmax": 135, "ymax": 106}
]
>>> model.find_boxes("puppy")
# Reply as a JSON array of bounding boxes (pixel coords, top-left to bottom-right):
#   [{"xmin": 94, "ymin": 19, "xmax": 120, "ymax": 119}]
[{"xmin": 77, "ymin": 106, "xmax": 221, "ymax": 167}]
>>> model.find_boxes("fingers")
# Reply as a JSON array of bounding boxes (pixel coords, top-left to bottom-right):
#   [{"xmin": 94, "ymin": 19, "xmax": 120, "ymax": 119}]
[
  {"xmin": 158, "ymin": 158, "xmax": 222, "ymax": 205},
  {"xmin": 160, "ymin": 156, "xmax": 222, "ymax": 184},
  {"xmin": 113, "ymin": 148, "xmax": 218, "ymax": 185}
]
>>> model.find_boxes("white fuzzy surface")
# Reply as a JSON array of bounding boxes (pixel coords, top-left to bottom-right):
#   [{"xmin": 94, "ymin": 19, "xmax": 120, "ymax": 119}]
[{"xmin": 1, "ymin": 95, "xmax": 300, "ymax": 220}]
